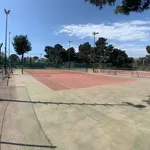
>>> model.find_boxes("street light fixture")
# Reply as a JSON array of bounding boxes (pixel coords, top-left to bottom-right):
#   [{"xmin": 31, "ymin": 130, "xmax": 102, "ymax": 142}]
[
  {"xmin": 4, "ymin": 9, "xmax": 10, "ymax": 75},
  {"xmin": 92, "ymin": 32, "xmax": 99, "ymax": 47},
  {"xmin": 92, "ymin": 32, "xmax": 99, "ymax": 72}
]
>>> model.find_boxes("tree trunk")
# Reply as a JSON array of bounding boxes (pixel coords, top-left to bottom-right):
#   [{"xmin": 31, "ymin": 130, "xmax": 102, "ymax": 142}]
[{"xmin": 22, "ymin": 53, "xmax": 24, "ymax": 74}]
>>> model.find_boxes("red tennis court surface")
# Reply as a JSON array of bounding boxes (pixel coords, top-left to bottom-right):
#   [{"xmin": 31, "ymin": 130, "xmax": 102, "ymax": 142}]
[{"xmin": 26, "ymin": 70, "xmax": 135, "ymax": 91}]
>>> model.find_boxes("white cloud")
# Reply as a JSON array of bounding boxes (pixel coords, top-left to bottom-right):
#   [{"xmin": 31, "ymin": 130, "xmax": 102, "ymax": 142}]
[
  {"xmin": 57, "ymin": 20, "xmax": 150, "ymax": 41},
  {"xmin": 63, "ymin": 44, "xmax": 79, "ymax": 52},
  {"xmin": 111, "ymin": 43, "xmax": 147, "ymax": 57}
]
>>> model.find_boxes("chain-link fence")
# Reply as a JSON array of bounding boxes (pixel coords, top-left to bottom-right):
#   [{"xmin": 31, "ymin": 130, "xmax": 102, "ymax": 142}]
[{"xmin": 0, "ymin": 69, "xmax": 5, "ymax": 83}]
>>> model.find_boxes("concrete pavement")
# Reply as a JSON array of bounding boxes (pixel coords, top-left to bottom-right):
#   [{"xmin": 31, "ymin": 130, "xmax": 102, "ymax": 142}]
[
  {"xmin": 9, "ymin": 69, "xmax": 150, "ymax": 150},
  {"xmin": 0, "ymin": 72, "xmax": 56, "ymax": 150}
]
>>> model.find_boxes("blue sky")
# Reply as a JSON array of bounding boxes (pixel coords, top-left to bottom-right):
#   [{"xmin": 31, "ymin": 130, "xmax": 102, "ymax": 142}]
[{"xmin": 0, "ymin": 0, "xmax": 150, "ymax": 58}]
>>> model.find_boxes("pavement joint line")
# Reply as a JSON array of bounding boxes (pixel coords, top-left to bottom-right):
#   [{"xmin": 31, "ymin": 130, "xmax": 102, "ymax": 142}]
[
  {"xmin": 0, "ymin": 87, "xmax": 11, "ymax": 150},
  {"xmin": 0, "ymin": 141, "xmax": 57, "ymax": 149},
  {"xmin": 24, "ymin": 86, "xmax": 56, "ymax": 148}
]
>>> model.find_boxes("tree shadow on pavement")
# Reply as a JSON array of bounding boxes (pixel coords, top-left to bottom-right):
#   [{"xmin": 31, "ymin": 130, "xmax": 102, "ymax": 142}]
[
  {"xmin": 0, "ymin": 141, "xmax": 56, "ymax": 149},
  {"xmin": 0, "ymin": 99, "xmax": 146, "ymax": 109},
  {"xmin": 143, "ymin": 95, "xmax": 150, "ymax": 105}
]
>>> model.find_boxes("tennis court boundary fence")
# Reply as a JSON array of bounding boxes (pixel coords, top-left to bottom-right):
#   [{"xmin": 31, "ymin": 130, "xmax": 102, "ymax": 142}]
[{"xmin": 94, "ymin": 68, "xmax": 140, "ymax": 77}]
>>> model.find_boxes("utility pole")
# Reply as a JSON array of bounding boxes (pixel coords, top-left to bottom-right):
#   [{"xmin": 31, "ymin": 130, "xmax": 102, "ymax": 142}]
[
  {"xmin": 92, "ymin": 32, "xmax": 99, "ymax": 73},
  {"xmin": 4, "ymin": 9, "xmax": 10, "ymax": 75},
  {"xmin": 68, "ymin": 41, "xmax": 72, "ymax": 70}
]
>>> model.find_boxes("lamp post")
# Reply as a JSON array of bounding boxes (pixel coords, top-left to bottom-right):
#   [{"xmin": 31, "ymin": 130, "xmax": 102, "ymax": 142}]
[
  {"xmin": 4, "ymin": 9, "xmax": 10, "ymax": 75},
  {"xmin": 8, "ymin": 32, "xmax": 11, "ymax": 58},
  {"xmin": 68, "ymin": 41, "xmax": 72, "ymax": 70},
  {"xmin": 9, "ymin": 32, "xmax": 11, "ymax": 70},
  {"xmin": 92, "ymin": 32, "xmax": 99, "ymax": 72}
]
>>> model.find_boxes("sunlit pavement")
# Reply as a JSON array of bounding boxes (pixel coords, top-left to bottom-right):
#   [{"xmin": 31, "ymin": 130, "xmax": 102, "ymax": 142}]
[{"xmin": 1, "ymin": 69, "xmax": 150, "ymax": 150}]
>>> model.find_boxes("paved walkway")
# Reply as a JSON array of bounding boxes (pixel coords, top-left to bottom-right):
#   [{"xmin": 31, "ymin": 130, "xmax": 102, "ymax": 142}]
[
  {"xmin": 9, "ymin": 69, "xmax": 150, "ymax": 150},
  {"xmin": 1, "ymin": 69, "xmax": 150, "ymax": 150},
  {"xmin": 0, "ymin": 72, "xmax": 56, "ymax": 149}
]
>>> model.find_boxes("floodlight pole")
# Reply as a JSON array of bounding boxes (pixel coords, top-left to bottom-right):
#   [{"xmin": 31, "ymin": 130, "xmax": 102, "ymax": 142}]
[
  {"xmin": 9, "ymin": 32, "xmax": 11, "ymax": 70},
  {"xmin": 8, "ymin": 32, "xmax": 11, "ymax": 58},
  {"xmin": 4, "ymin": 9, "xmax": 10, "ymax": 75},
  {"xmin": 92, "ymin": 32, "xmax": 99, "ymax": 72}
]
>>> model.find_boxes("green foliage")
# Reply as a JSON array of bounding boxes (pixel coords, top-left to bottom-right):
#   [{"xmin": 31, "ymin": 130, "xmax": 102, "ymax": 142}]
[
  {"xmin": 94, "ymin": 38, "xmax": 108, "ymax": 63},
  {"xmin": 12, "ymin": 35, "xmax": 32, "ymax": 74},
  {"xmin": 33, "ymin": 56, "xmax": 39, "ymax": 62},
  {"xmin": 12, "ymin": 35, "xmax": 32, "ymax": 55},
  {"xmin": 136, "ymin": 55, "xmax": 150, "ymax": 70},
  {"xmin": 146, "ymin": 45, "xmax": 150, "ymax": 54},
  {"xmin": 79, "ymin": 42, "xmax": 91, "ymax": 63},
  {"xmin": 67, "ymin": 47, "xmax": 76, "ymax": 61},
  {"xmin": 44, "ymin": 44, "xmax": 66, "ymax": 67},
  {"xmin": 0, "ymin": 55, "xmax": 4, "ymax": 68},
  {"xmin": 44, "ymin": 37, "xmax": 133, "ymax": 69},
  {"xmin": 85, "ymin": 0, "xmax": 150, "ymax": 14},
  {"xmin": 44, "ymin": 46, "xmax": 55, "ymax": 62},
  {"xmin": 9, "ymin": 54, "xmax": 20, "ymax": 62}
]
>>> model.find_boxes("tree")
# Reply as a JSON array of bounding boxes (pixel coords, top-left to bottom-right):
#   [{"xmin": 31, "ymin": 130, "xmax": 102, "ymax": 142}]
[
  {"xmin": 95, "ymin": 37, "xmax": 108, "ymax": 64},
  {"xmin": 24, "ymin": 57, "xmax": 27, "ymax": 64},
  {"xmin": 54, "ymin": 44, "xmax": 65, "ymax": 65},
  {"xmin": 9, "ymin": 54, "xmax": 20, "ymax": 62},
  {"xmin": 60, "ymin": 49, "xmax": 68, "ymax": 62},
  {"xmin": 40, "ymin": 58, "xmax": 47, "ymax": 63},
  {"xmin": 33, "ymin": 56, "xmax": 39, "ymax": 62},
  {"xmin": 0, "ymin": 43, "xmax": 3, "ymax": 56},
  {"xmin": 44, "ymin": 44, "xmax": 65, "ymax": 67},
  {"xmin": 109, "ymin": 48, "xmax": 130, "ymax": 67},
  {"xmin": 29, "ymin": 57, "xmax": 32, "ymax": 66},
  {"xmin": 67, "ymin": 47, "xmax": 76, "ymax": 61},
  {"xmin": 66, "ymin": 47, "xmax": 76, "ymax": 69},
  {"xmin": 12, "ymin": 35, "xmax": 32, "ymax": 74},
  {"xmin": 44, "ymin": 46, "xmax": 55, "ymax": 63},
  {"xmin": 146, "ymin": 45, "xmax": 150, "ymax": 54},
  {"xmin": 78, "ymin": 42, "xmax": 92, "ymax": 63},
  {"xmin": 85, "ymin": 0, "xmax": 150, "ymax": 14}
]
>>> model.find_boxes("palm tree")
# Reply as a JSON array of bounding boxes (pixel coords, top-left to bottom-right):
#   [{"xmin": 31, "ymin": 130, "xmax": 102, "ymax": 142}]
[{"xmin": 12, "ymin": 35, "xmax": 32, "ymax": 74}]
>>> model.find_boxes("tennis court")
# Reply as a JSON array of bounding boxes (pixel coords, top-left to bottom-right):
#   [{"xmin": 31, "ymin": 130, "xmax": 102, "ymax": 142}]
[
  {"xmin": 4, "ymin": 69, "xmax": 150, "ymax": 150},
  {"xmin": 26, "ymin": 69, "xmax": 135, "ymax": 91},
  {"xmin": 94, "ymin": 69, "xmax": 150, "ymax": 78}
]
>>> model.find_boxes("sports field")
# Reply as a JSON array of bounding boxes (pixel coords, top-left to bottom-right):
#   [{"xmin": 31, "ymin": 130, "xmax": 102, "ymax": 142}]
[
  {"xmin": 26, "ymin": 69, "xmax": 135, "ymax": 91},
  {"xmin": 1, "ymin": 69, "xmax": 150, "ymax": 150}
]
